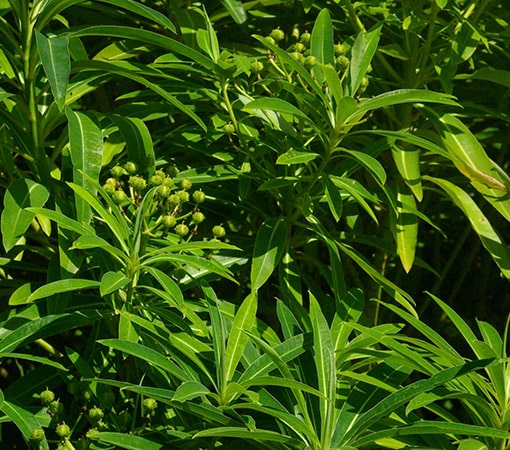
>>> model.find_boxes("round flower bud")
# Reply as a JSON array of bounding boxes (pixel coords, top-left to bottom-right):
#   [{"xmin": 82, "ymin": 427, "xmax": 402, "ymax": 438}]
[
  {"xmin": 143, "ymin": 398, "xmax": 158, "ymax": 412},
  {"xmin": 175, "ymin": 223, "xmax": 189, "ymax": 237},
  {"xmin": 40, "ymin": 388, "xmax": 55, "ymax": 406},
  {"xmin": 31, "ymin": 428, "xmax": 45, "ymax": 441},
  {"xmin": 335, "ymin": 55, "xmax": 350, "ymax": 71},
  {"xmin": 334, "ymin": 43, "xmax": 347, "ymax": 56},
  {"xmin": 76, "ymin": 437, "xmax": 91, "ymax": 450},
  {"xmin": 105, "ymin": 177, "xmax": 117, "ymax": 187},
  {"xmin": 150, "ymin": 174, "xmax": 165, "ymax": 186},
  {"xmin": 304, "ymin": 55, "xmax": 318, "ymax": 69},
  {"xmin": 103, "ymin": 183, "xmax": 116, "ymax": 195},
  {"xmin": 128, "ymin": 176, "xmax": 146, "ymax": 192},
  {"xmin": 110, "ymin": 165, "xmax": 126, "ymax": 179},
  {"xmin": 173, "ymin": 266, "xmax": 187, "ymax": 280},
  {"xmin": 293, "ymin": 42, "xmax": 306, "ymax": 53},
  {"xmin": 299, "ymin": 31, "xmax": 311, "ymax": 45},
  {"xmin": 176, "ymin": 190, "xmax": 189, "ymax": 203},
  {"xmin": 118, "ymin": 410, "xmax": 132, "ymax": 430},
  {"xmin": 49, "ymin": 400, "xmax": 64, "ymax": 415},
  {"xmin": 270, "ymin": 28, "xmax": 285, "ymax": 42},
  {"xmin": 223, "ymin": 123, "xmax": 235, "ymax": 135},
  {"xmin": 162, "ymin": 177, "xmax": 174, "ymax": 187},
  {"xmin": 359, "ymin": 76, "xmax": 369, "ymax": 93},
  {"xmin": 112, "ymin": 190, "xmax": 129, "ymax": 205},
  {"xmin": 192, "ymin": 190, "xmax": 206, "ymax": 204},
  {"xmin": 250, "ymin": 60, "xmax": 264, "ymax": 74},
  {"xmin": 88, "ymin": 406, "xmax": 104, "ymax": 425},
  {"xmin": 212, "ymin": 225, "xmax": 226, "ymax": 238},
  {"xmin": 162, "ymin": 214, "xmax": 177, "ymax": 228},
  {"xmin": 192, "ymin": 211, "xmax": 205, "ymax": 224},
  {"xmin": 167, "ymin": 165, "xmax": 179, "ymax": 178},
  {"xmin": 167, "ymin": 194, "xmax": 181, "ymax": 207},
  {"xmin": 124, "ymin": 161, "xmax": 137, "ymax": 175},
  {"xmin": 264, "ymin": 36, "xmax": 276, "ymax": 46},
  {"xmin": 157, "ymin": 185, "xmax": 171, "ymax": 198},
  {"xmin": 56, "ymin": 423, "xmax": 71, "ymax": 438},
  {"xmin": 290, "ymin": 52, "xmax": 305, "ymax": 64},
  {"xmin": 180, "ymin": 178, "xmax": 192, "ymax": 190}
]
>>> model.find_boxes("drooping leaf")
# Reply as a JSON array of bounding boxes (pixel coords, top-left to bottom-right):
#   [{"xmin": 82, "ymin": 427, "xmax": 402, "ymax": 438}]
[
  {"xmin": 35, "ymin": 30, "xmax": 70, "ymax": 111},
  {"xmin": 250, "ymin": 218, "xmax": 288, "ymax": 291},
  {"xmin": 393, "ymin": 185, "xmax": 418, "ymax": 273},
  {"xmin": 323, "ymin": 174, "xmax": 343, "ymax": 222},
  {"xmin": 1, "ymin": 179, "xmax": 50, "ymax": 252},
  {"xmin": 391, "ymin": 143, "xmax": 422, "ymax": 200},
  {"xmin": 66, "ymin": 108, "xmax": 103, "ymax": 225}
]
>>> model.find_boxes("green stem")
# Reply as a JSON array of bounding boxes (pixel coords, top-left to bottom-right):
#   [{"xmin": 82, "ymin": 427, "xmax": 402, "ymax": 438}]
[{"xmin": 341, "ymin": 0, "xmax": 365, "ymax": 33}]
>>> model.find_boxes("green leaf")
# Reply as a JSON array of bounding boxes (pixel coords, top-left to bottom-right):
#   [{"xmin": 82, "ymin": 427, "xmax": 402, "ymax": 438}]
[
  {"xmin": 24, "ymin": 207, "xmax": 94, "ymax": 236},
  {"xmin": 173, "ymin": 381, "xmax": 211, "ymax": 402},
  {"xmin": 391, "ymin": 143, "xmax": 422, "ymax": 200},
  {"xmin": 35, "ymin": 30, "xmax": 70, "ymax": 111},
  {"xmin": 330, "ymin": 176, "xmax": 379, "ymax": 224},
  {"xmin": 276, "ymin": 149, "xmax": 319, "ymax": 165},
  {"xmin": 434, "ymin": 112, "xmax": 510, "ymax": 221},
  {"xmin": 348, "ymin": 25, "xmax": 381, "ymax": 96},
  {"xmin": 219, "ymin": 0, "xmax": 247, "ymax": 24},
  {"xmin": 0, "ymin": 353, "xmax": 67, "ymax": 371},
  {"xmin": 250, "ymin": 218, "xmax": 288, "ymax": 291},
  {"xmin": 393, "ymin": 185, "xmax": 418, "ymax": 273},
  {"xmin": 1, "ymin": 400, "xmax": 42, "ymax": 442},
  {"xmin": 243, "ymin": 98, "xmax": 312, "ymax": 123},
  {"xmin": 87, "ymin": 431, "xmax": 163, "ymax": 450},
  {"xmin": 66, "ymin": 108, "xmax": 103, "ymax": 225},
  {"xmin": 310, "ymin": 9, "xmax": 334, "ymax": 83},
  {"xmin": 323, "ymin": 174, "xmax": 343, "ymax": 222},
  {"xmin": 224, "ymin": 291, "xmax": 258, "ymax": 383},
  {"xmin": 111, "ymin": 115, "xmax": 155, "ymax": 176},
  {"xmin": 98, "ymin": 339, "xmax": 188, "ymax": 382},
  {"xmin": 425, "ymin": 176, "xmax": 510, "ymax": 279},
  {"xmin": 70, "ymin": 234, "xmax": 127, "ymax": 264},
  {"xmin": 100, "ymin": 271, "xmax": 131, "ymax": 296},
  {"xmin": 193, "ymin": 427, "xmax": 299, "ymax": 444},
  {"xmin": 341, "ymin": 149, "xmax": 387, "ymax": 186},
  {"xmin": 1, "ymin": 179, "xmax": 50, "ymax": 252},
  {"xmin": 26, "ymin": 279, "xmax": 100, "ymax": 303},
  {"xmin": 458, "ymin": 439, "xmax": 489, "ymax": 450}
]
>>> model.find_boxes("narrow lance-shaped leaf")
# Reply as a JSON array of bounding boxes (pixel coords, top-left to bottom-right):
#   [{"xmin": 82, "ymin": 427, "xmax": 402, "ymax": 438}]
[
  {"xmin": 224, "ymin": 291, "xmax": 258, "ymax": 384},
  {"xmin": 323, "ymin": 174, "xmax": 343, "ymax": 222},
  {"xmin": 66, "ymin": 108, "xmax": 103, "ymax": 225},
  {"xmin": 1, "ymin": 179, "xmax": 50, "ymax": 252},
  {"xmin": 218, "ymin": 0, "xmax": 247, "ymax": 24},
  {"xmin": 391, "ymin": 143, "xmax": 422, "ymax": 201},
  {"xmin": 35, "ymin": 30, "xmax": 70, "ymax": 111},
  {"xmin": 392, "ymin": 184, "xmax": 418, "ymax": 273},
  {"xmin": 425, "ymin": 176, "xmax": 510, "ymax": 279},
  {"xmin": 250, "ymin": 218, "xmax": 288, "ymax": 291},
  {"xmin": 348, "ymin": 25, "xmax": 381, "ymax": 96},
  {"xmin": 310, "ymin": 9, "xmax": 334, "ymax": 84}
]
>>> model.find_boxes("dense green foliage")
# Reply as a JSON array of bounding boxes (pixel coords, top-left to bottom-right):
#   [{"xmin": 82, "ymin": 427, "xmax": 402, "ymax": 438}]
[{"xmin": 1, "ymin": 0, "xmax": 510, "ymax": 448}]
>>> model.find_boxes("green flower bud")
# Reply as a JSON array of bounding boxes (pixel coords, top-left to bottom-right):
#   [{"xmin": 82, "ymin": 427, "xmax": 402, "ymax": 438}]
[
  {"xmin": 31, "ymin": 428, "xmax": 45, "ymax": 441},
  {"xmin": 304, "ymin": 55, "xmax": 318, "ymax": 69},
  {"xmin": 176, "ymin": 190, "xmax": 189, "ymax": 203},
  {"xmin": 270, "ymin": 28, "xmax": 285, "ymax": 42},
  {"xmin": 334, "ymin": 43, "xmax": 347, "ymax": 56},
  {"xmin": 293, "ymin": 42, "xmax": 306, "ymax": 53},
  {"xmin": 118, "ymin": 410, "xmax": 132, "ymax": 430},
  {"xmin": 105, "ymin": 177, "xmax": 117, "ymax": 187},
  {"xmin": 192, "ymin": 190, "xmax": 206, "ymax": 204},
  {"xmin": 173, "ymin": 266, "xmax": 187, "ymax": 280},
  {"xmin": 157, "ymin": 184, "xmax": 171, "ymax": 198},
  {"xmin": 212, "ymin": 225, "xmax": 226, "ymax": 238},
  {"xmin": 150, "ymin": 174, "xmax": 165, "ymax": 186},
  {"xmin": 264, "ymin": 36, "xmax": 276, "ymax": 46},
  {"xmin": 335, "ymin": 55, "xmax": 350, "ymax": 71},
  {"xmin": 112, "ymin": 190, "xmax": 129, "ymax": 205},
  {"xmin": 180, "ymin": 178, "xmax": 192, "ymax": 190},
  {"xmin": 299, "ymin": 31, "xmax": 311, "ymax": 45},
  {"xmin": 162, "ymin": 214, "xmax": 177, "ymax": 228},
  {"xmin": 167, "ymin": 194, "xmax": 181, "ymax": 207},
  {"xmin": 88, "ymin": 406, "xmax": 104, "ymax": 425},
  {"xmin": 56, "ymin": 423, "xmax": 71, "ymax": 438},
  {"xmin": 166, "ymin": 165, "xmax": 179, "ymax": 178},
  {"xmin": 40, "ymin": 388, "xmax": 55, "ymax": 406},
  {"xmin": 359, "ymin": 76, "xmax": 369, "ymax": 93},
  {"xmin": 124, "ymin": 161, "xmax": 138, "ymax": 175},
  {"xmin": 128, "ymin": 175, "xmax": 146, "ymax": 192},
  {"xmin": 223, "ymin": 123, "xmax": 235, "ymax": 135},
  {"xmin": 143, "ymin": 398, "xmax": 158, "ymax": 412},
  {"xmin": 175, "ymin": 223, "xmax": 189, "ymax": 237},
  {"xmin": 49, "ymin": 400, "xmax": 64, "ymax": 415},
  {"xmin": 250, "ymin": 60, "xmax": 264, "ymax": 74},
  {"xmin": 103, "ymin": 183, "xmax": 116, "ymax": 195},
  {"xmin": 162, "ymin": 177, "xmax": 174, "ymax": 187},
  {"xmin": 192, "ymin": 211, "xmax": 205, "ymax": 224},
  {"xmin": 110, "ymin": 165, "xmax": 127, "ymax": 179},
  {"xmin": 290, "ymin": 51, "xmax": 305, "ymax": 64}
]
